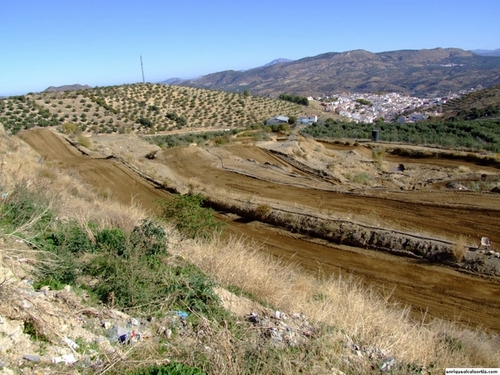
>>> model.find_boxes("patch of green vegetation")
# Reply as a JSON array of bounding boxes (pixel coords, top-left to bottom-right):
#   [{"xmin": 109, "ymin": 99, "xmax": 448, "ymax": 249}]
[
  {"xmin": 23, "ymin": 319, "xmax": 50, "ymax": 342},
  {"xmin": 0, "ymin": 183, "xmax": 226, "ymax": 319},
  {"xmin": 0, "ymin": 183, "xmax": 53, "ymax": 232},
  {"xmin": 355, "ymin": 98, "xmax": 372, "ymax": 106},
  {"xmin": 303, "ymin": 117, "xmax": 500, "ymax": 152},
  {"xmin": 278, "ymin": 93, "xmax": 309, "ymax": 106},
  {"xmin": 346, "ymin": 172, "xmax": 371, "ymax": 185},
  {"xmin": 158, "ymin": 194, "xmax": 225, "ymax": 240},
  {"xmin": 145, "ymin": 129, "xmax": 237, "ymax": 148},
  {"xmin": 126, "ymin": 363, "xmax": 206, "ymax": 375}
]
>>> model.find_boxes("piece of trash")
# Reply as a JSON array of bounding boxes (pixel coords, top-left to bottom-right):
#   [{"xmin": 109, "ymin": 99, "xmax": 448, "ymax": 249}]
[
  {"xmin": 118, "ymin": 333, "xmax": 129, "ymax": 343},
  {"xmin": 118, "ymin": 330, "xmax": 140, "ymax": 344},
  {"xmin": 130, "ymin": 318, "xmax": 140, "ymax": 326},
  {"xmin": 175, "ymin": 311, "xmax": 189, "ymax": 320},
  {"xmin": 62, "ymin": 336, "xmax": 79, "ymax": 349},
  {"xmin": 23, "ymin": 354, "xmax": 40, "ymax": 362},
  {"xmin": 381, "ymin": 357, "xmax": 396, "ymax": 372},
  {"xmin": 51, "ymin": 353, "xmax": 77, "ymax": 365},
  {"xmin": 1, "ymin": 192, "xmax": 8, "ymax": 200}
]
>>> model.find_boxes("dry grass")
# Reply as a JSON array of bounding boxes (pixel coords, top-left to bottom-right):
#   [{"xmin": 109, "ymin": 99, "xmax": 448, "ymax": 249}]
[
  {"xmin": 457, "ymin": 165, "xmax": 471, "ymax": 174},
  {"xmin": 77, "ymin": 133, "xmax": 91, "ymax": 148},
  {"xmin": 177, "ymin": 235, "xmax": 500, "ymax": 369}
]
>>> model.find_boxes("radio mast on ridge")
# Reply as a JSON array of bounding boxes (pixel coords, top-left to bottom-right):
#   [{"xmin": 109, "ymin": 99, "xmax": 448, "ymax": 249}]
[{"xmin": 140, "ymin": 55, "xmax": 145, "ymax": 83}]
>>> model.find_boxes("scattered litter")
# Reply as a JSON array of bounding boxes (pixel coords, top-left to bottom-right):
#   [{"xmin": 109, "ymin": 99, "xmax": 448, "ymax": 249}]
[
  {"xmin": 62, "ymin": 336, "xmax": 79, "ymax": 350},
  {"xmin": 51, "ymin": 353, "xmax": 77, "ymax": 365},
  {"xmin": 23, "ymin": 354, "xmax": 40, "ymax": 362},
  {"xmin": 380, "ymin": 357, "xmax": 396, "ymax": 372},
  {"xmin": 130, "ymin": 318, "xmax": 140, "ymax": 326},
  {"xmin": 480, "ymin": 237, "xmax": 491, "ymax": 250},
  {"xmin": 175, "ymin": 311, "xmax": 189, "ymax": 320}
]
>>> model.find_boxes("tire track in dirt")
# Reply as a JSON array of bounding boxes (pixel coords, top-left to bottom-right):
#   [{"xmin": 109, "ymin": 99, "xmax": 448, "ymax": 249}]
[
  {"xmin": 18, "ymin": 128, "xmax": 500, "ymax": 333},
  {"xmin": 18, "ymin": 128, "xmax": 168, "ymax": 213}
]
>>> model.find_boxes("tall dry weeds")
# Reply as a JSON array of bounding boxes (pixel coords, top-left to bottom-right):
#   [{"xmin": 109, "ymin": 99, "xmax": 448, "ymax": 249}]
[{"xmin": 177, "ymin": 235, "xmax": 500, "ymax": 369}]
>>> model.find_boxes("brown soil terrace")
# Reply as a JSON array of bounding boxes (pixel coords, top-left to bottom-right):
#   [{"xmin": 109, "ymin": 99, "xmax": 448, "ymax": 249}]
[{"xmin": 18, "ymin": 128, "xmax": 500, "ymax": 333}]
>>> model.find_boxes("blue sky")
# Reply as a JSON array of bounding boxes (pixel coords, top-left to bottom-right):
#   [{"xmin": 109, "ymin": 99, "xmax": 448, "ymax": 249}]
[{"xmin": 1, "ymin": 0, "xmax": 499, "ymax": 96}]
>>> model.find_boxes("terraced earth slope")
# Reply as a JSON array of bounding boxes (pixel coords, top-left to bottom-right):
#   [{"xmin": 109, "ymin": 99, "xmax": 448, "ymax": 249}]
[{"xmin": 18, "ymin": 128, "xmax": 500, "ymax": 333}]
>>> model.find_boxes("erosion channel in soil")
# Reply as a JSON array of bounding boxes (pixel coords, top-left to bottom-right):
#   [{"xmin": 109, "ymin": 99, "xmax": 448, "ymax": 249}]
[{"xmin": 19, "ymin": 128, "xmax": 500, "ymax": 333}]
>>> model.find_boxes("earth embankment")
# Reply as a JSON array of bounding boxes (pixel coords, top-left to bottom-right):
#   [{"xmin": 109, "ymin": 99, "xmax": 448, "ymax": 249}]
[{"xmin": 18, "ymin": 128, "xmax": 500, "ymax": 333}]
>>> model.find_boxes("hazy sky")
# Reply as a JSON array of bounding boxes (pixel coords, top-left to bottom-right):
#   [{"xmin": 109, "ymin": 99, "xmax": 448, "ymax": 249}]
[{"xmin": 1, "ymin": 0, "xmax": 499, "ymax": 95}]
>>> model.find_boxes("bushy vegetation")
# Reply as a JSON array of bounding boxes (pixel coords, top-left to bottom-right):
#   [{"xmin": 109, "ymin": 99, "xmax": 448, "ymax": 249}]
[
  {"xmin": 0, "ymin": 185, "xmax": 224, "ymax": 318},
  {"xmin": 278, "ymin": 93, "xmax": 309, "ymax": 106},
  {"xmin": 127, "ymin": 363, "xmax": 206, "ymax": 375},
  {"xmin": 303, "ymin": 117, "xmax": 500, "ymax": 152},
  {"xmin": 158, "ymin": 194, "xmax": 225, "ymax": 240},
  {"xmin": 145, "ymin": 129, "xmax": 238, "ymax": 148}
]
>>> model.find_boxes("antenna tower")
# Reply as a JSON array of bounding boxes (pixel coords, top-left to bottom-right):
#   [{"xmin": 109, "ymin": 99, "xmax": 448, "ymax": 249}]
[{"xmin": 140, "ymin": 55, "xmax": 145, "ymax": 83}]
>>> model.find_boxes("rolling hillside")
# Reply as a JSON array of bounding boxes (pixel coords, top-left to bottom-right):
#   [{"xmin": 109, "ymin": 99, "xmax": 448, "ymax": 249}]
[
  {"xmin": 438, "ymin": 84, "xmax": 500, "ymax": 120},
  {"xmin": 0, "ymin": 83, "xmax": 301, "ymax": 135}
]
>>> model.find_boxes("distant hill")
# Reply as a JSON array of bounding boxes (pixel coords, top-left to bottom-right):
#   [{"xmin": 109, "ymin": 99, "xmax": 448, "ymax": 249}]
[
  {"xmin": 158, "ymin": 59, "xmax": 293, "ymax": 85},
  {"xmin": 176, "ymin": 48, "xmax": 500, "ymax": 98},
  {"xmin": 158, "ymin": 77, "xmax": 186, "ymax": 85},
  {"xmin": 261, "ymin": 58, "xmax": 293, "ymax": 68},
  {"xmin": 44, "ymin": 84, "xmax": 92, "ymax": 92},
  {"xmin": 471, "ymin": 49, "xmax": 500, "ymax": 57}
]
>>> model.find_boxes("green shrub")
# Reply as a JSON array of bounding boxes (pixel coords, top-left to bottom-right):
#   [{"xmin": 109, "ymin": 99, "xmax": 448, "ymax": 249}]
[
  {"xmin": 164, "ymin": 263, "xmax": 220, "ymax": 315},
  {"xmin": 347, "ymin": 172, "xmax": 371, "ymax": 185},
  {"xmin": 372, "ymin": 146, "xmax": 386, "ymax": 161},
  {"xmin": 130, "ymin": 219, "xmax": 168, "ymax": 256},
  {"xmin": 96, "ymin": 227, "xmax": 127, "ymax": 252},
  {"xmin": 48, "ymin": 221, "xmax": 95, "ymax": 254},
  {"xmin": 89, "ymin": 220, "xmax": 169, "ymax": 309},
  {"xmin": 158, "ymin": 194, "xmax": 225, "ymax": 240},
  {"xmin": 61, "ymin": 122, "xmax": 80, "ymax": 135},
  {"xmin": 254, "ymin": 204, "xmax": 271, "ymax": 218}
]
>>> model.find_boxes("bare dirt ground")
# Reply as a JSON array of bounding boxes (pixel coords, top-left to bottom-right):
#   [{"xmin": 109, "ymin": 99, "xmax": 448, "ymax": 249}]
[{"xmin": 18, "ymin": 128, "xmax": 500, "ymax": 333}]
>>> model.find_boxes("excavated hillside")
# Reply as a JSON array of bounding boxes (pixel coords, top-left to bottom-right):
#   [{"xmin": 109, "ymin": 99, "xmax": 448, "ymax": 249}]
[{"xmin": 17, "ymin": 128, "xmax": 500, "ymax": 334}]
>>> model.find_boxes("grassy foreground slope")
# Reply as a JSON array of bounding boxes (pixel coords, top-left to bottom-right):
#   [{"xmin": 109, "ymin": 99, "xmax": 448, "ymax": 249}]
[
  {"xmin": 0, "ymin": 83, "xmax": 300, "ymax": 135},
  {"xmin": 1, "ymin": 123, "xmax": 500, "ymax": 373}
]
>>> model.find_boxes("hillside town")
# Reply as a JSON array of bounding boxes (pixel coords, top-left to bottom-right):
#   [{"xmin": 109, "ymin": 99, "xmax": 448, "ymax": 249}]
[{"xmin": 312, "ymin": 89, "xmax": 476, "ymax": 123}]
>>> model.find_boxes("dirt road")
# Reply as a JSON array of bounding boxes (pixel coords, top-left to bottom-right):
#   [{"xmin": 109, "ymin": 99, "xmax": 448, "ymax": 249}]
[{"xmin": 19, "ymin": 128, "xmax": 500, "ymax": 333}]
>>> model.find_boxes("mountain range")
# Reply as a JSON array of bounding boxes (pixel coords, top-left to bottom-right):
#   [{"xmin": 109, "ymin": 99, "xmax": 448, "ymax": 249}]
[
  {"xmin": 44, "ymin": 84, "xmax": 92, "ymax": 92},
  {"xmin": 161, "ymin": 48, "xmax": 500, "ymax": 98},
  {"xmin": 472, "ymin": 49, "xmax": 500, "ymax": 57}
]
